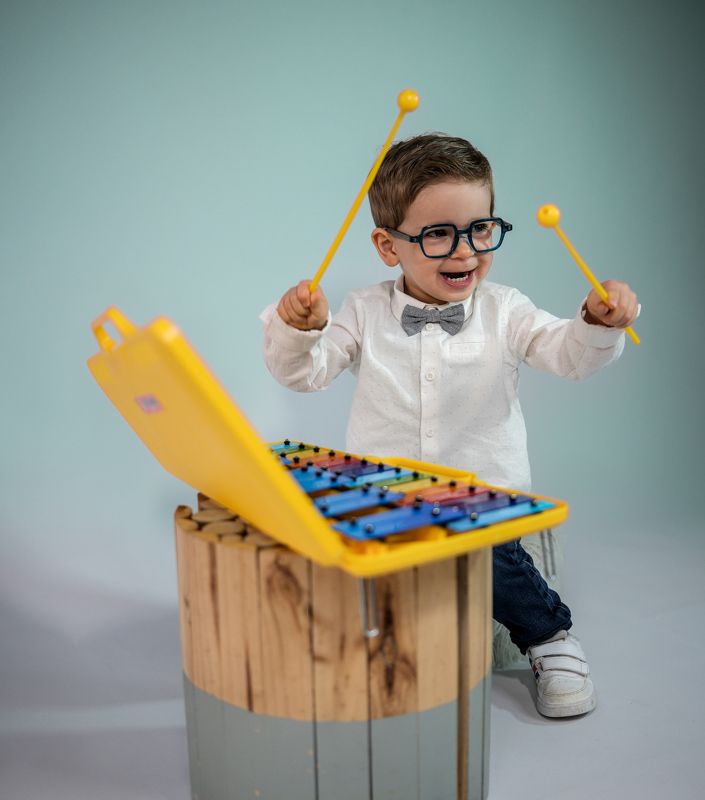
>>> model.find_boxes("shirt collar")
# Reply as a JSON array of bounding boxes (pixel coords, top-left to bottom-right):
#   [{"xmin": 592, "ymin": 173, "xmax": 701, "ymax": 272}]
[{"xmin": 390, "ymin": 274, "xmax": 476, "ymax": 324}]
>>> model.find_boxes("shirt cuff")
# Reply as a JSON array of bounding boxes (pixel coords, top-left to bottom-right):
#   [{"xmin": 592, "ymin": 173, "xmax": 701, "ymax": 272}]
[
  {"xmin": 259, "ymin": 302, "xmax": 332, "ymax": 352},
  {"xmin": 573, "ymin": 299, "xmax": 629, "ymax": 347}
]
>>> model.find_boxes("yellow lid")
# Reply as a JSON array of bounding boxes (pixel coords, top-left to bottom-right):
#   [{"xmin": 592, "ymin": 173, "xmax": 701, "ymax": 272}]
[{"xmin": 87, "ymin": 307, "xmax": 345, "ymax": 566}]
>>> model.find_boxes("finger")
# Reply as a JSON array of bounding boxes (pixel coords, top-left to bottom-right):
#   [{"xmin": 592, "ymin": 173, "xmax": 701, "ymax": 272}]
[
  {"xmin": 279, "ymin": 292, "xmax": 311, "ymax": 327},
  {"xmin": 593, "ymin": 299, "xmax": 611, "ymax": 317},
  {"xmin": 289, "ymin": 290, "xmax": 311, "ymax": 319},
  {"xmin": 586, "ymin": 290, "xmax": 610, "ymax": 319},
  {"xmin": 603, "ymin": 305, "xmax": 636, "ymax": 329},
  {"xmin": 606, "ymin": 290, "xmax": 639, "ymax": 327},
  {"xmin": 602, "ymin": 280, "xmax": 636, "ymax": 314},
  {"xmin": 605, "ymin": 311, "xmax": 628, "ymax": 329},
  {"xmin": 626, "ymin": 297, "xmax": 639, "ymax": 326},
  {"xmin": 295, "ymin": 280, "xmax": 314, "ymax": 310},
  {"xmin": 309, "ymin": 286, "xmax": 328, "ymax": 319},
  {"xmin": 612, "ymin": 303, "xmax": 638, "ymax": 329}
]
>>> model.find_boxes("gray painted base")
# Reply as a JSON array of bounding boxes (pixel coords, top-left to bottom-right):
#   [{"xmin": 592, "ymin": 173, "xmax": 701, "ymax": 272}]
[
  {"xmin": 468, "ymin": 666, "xmax": 492, "ymax": 800},
  {"xmin": 183, "ymin": 672, "xmax": 490, "ymax": 800}
]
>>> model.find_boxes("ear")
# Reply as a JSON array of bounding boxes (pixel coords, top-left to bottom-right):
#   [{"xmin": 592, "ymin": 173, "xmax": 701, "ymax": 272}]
[{"xmin": 371, "ymin": 228, "xmax": 400, "ymax": 267}]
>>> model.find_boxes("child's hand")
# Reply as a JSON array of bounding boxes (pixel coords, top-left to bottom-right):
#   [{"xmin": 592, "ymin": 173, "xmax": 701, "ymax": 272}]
[
  {"xmin": 277, "ymin": 280, "xmax": 329, "ymax": 331},
  {"xmin": 584, "ymin": 280, "xmax": 638, "ymax": 330}
]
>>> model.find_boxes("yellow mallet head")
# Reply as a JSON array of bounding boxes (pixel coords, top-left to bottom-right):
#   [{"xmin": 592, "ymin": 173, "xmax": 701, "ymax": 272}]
[
  {"xmin": 537, "ymin": 204, "xmax": 561, "ymax": 228},
  {"xmin": 397, "ymin": 89, "xmax": 420, "ymax": 112}
]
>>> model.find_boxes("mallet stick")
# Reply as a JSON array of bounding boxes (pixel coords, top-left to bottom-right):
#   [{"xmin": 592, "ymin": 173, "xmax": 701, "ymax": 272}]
[
  {"xmin": 309, "ymin": 90, "xmax": 420, "ymax": 293},
  {"xmin": 537, "ymin": 204, "xmax": 640, "ymax": 344}
]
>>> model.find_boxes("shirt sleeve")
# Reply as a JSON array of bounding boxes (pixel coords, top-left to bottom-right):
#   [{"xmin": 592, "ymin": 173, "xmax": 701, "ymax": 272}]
[
  {"xmin": 504, "ymin": 289, "xmax": 626, "ymax": 380},
  {"xmin": 260, "ymin": 294, "xmax": 363, "ymax": 392}
]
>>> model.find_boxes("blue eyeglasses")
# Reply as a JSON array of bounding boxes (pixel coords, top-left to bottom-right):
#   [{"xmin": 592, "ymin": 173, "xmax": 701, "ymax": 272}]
[{"xmin": 384, "ymin": 218, "xmax": 513, "ymax": 258}]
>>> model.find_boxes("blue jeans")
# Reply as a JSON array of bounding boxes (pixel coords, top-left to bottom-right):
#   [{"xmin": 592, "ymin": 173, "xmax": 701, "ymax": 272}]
[{"xmin": 493, "ymin": 539, "xmax": 573, "ymax": 654}]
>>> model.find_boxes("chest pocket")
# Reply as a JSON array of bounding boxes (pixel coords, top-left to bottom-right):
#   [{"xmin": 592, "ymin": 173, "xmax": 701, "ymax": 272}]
[{"xmin": 446, "ymin": 338, "xmax": 488, "ymax": 364}]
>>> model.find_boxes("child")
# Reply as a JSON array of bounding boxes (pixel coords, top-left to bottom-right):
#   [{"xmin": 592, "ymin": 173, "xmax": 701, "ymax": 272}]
[{"xmin": 260, "ymin": 133, "xmax": 638, "ymax": 718}]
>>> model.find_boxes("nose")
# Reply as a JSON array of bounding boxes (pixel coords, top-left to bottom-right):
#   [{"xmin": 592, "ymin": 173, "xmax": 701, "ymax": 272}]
[{"xmin": 452, "ymin": 234, "xmax": 474, "ymax": 257}]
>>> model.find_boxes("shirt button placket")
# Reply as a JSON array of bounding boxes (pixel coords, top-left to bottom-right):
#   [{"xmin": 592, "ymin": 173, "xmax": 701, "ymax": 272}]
[{"xmin": 419, "ymin": 328, "xmax": 441, "ymax": 462}]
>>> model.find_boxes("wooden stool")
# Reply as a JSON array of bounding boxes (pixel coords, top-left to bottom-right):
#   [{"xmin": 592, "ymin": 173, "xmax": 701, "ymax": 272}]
[{"xmin": 175, "ymin": 497, "xmax": 493, "ymax": 800}]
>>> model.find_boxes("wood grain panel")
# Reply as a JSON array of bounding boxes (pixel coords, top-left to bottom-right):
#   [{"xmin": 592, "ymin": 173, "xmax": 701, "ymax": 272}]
[
  {"xmin": 216, "ymin": 539, "xmax": 265, "ymax": 713},
  {"xmin": 311, "ymin": 564, "xmax": 369, "ymax": 723},
  {"xmin": 417, "ymin": 558, "xmax": 458, "ymax": 712},
  {"xmin": 368, "ymin": 570, "xmax": 418, "ymax": 719},
  {"xmin": 258, "ymin": 547, "xmax": 314, "ymax": 721}
]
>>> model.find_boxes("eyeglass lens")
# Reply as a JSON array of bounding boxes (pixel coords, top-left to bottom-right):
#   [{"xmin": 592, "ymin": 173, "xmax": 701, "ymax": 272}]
[{"xmin": 421, "ymin": 221, "xmax": 503, "ymax": 257}]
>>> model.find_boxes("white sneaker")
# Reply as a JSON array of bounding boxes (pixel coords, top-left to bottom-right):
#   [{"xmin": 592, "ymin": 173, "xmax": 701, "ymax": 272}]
[{"xmin": 526, "ymin": 631, "xmax": 597, "ymax": 718}]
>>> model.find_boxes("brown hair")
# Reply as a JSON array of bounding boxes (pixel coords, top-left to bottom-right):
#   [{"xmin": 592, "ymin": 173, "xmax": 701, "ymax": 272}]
[{"xmin": 368, "ymin": 133, "xmax": 495, "ymax": 229}]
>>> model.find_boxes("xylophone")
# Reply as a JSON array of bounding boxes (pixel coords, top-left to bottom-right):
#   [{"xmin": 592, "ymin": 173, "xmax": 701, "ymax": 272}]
[{"xmin": 87, "ymin": 307, "xmax": 568, "ymax": 577}]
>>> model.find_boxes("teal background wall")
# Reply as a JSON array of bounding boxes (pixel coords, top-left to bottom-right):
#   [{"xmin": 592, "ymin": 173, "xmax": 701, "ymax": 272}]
[{"xmin": 1, "ymin": 0, "xmax": 703, "ymax": 616}]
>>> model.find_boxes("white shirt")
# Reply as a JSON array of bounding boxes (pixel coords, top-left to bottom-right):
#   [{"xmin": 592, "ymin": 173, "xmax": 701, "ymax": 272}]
[{"xmin": 260, "ymin": 276, "xmax": 625, "ymax": 491}]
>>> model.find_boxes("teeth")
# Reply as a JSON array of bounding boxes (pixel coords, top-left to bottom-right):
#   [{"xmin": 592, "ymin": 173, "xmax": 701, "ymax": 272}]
[{"xmin": 444, "ymin": 272, "xmax": 470, "ymax": 282}]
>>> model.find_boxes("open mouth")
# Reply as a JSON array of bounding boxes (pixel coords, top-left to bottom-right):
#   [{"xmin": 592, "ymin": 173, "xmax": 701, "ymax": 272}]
[{"xmin": 441, "ymin": 270, "xmax": 475, "ymax": 286}]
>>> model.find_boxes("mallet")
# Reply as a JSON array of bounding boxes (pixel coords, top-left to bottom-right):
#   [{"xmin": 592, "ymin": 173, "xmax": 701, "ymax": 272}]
[
  {"xmin": 537, "ymin": 204, "xmax": 640, "ymax": 345},
  {"xmin": 308, "ymin": 90, "xmax": 420, "ymax": 293}
]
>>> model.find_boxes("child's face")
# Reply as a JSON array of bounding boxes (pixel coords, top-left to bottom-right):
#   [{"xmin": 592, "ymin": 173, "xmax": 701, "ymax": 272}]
[{"xmin": 372, "ymin": 180, "xmax": 494, "ymax": 305}]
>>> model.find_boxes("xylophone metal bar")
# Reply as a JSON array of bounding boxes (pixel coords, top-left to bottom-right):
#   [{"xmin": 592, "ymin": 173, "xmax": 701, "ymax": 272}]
[{"xmin": 272, "ymin": 442, "xmax": 557, "ymax": 544}]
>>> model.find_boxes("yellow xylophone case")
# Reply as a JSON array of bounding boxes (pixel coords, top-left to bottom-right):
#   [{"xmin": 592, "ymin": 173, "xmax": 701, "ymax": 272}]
[{"xmin": 87, "ymin": 307, "xmax": 568, "ymax": 577}]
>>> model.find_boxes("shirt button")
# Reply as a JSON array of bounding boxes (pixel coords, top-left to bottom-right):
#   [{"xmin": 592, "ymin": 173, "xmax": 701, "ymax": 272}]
[
  {"xmin": 426, "ymin": 427, "xmax": 434, "ymax": 438},
  {"xmin": 425, "ymin": 371, "xmax": 435, "ymax": 382},
  {"xmin": 425, "ymin": 323, "xmax": 434, "ymax": 331}
]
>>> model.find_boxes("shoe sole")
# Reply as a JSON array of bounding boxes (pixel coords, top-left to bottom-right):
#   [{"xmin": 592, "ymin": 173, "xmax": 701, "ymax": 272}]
[{"xmin": 536, "ymin": 688, "xmax": 597, "ymax": 718}]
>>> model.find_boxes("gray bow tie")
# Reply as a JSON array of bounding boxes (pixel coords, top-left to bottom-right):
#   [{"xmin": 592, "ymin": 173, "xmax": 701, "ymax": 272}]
[{"xmin": 400, "ymin": 303, "xmax": 465, "ymax": 336}]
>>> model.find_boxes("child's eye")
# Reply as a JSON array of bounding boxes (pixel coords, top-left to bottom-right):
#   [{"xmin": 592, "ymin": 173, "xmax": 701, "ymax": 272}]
[
  {"xmin": 424, "ymin": 226, "xmax": 454, "ymax": 240},
  {"xmin": 471, "ymin": 221, "xmax": 495, "ymax": 238}
]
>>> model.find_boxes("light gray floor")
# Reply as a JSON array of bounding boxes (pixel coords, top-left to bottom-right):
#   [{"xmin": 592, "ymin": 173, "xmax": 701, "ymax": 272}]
[
  {"xmin": 490, "ymin": 515, "xmax": 705, "ymax": 799},
  {"xmin": 2, "ymin": 516, "xmax": 704, "ymax": 800}
]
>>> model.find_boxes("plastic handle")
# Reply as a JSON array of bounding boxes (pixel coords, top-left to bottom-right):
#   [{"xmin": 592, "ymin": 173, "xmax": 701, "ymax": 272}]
[{"xmin": 91, "ymin": 307, "xmax": 138, "ymax": 352}]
